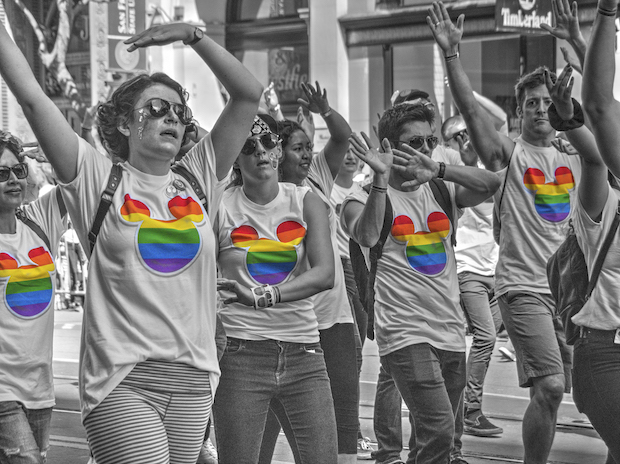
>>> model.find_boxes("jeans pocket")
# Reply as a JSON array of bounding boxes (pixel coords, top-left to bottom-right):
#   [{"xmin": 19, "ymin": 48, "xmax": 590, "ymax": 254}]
[
  {"xmin": 302, "ymin": 343, "xmax": 324, "ymax": 355},
  {"xmin": 0, "ymin": 401, "xmax": 21, "ymax": 416},
  {"xmin": 224, "ymin": 338, "xmax": 245, "ymax": 354}
]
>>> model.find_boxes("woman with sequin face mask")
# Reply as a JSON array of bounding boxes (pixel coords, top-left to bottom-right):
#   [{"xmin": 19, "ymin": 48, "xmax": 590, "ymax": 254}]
[
  {"xmin": 0, "ymin": 131, "xmax": 66, "ymax": 464},
  {"xmin": 214, "ymin": 114, "xmax": 338, "ymax": 464},
  {"xmin": 0, "ymin": 20, "xmax": 262, "ymax": 463}
]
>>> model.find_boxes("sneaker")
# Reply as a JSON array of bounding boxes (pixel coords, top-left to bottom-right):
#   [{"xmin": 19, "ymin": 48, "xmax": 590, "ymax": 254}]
[
  {"xmin": 357, "ymin": 436, "xmax": 375, "ymax": 460},
  {"xmin": 450, "ymin": 457, "xmax": 470, "ymax": 464},
  {"xmin": 499, "ymin": 346, "xmax": 516, "ymax": 362},
  {"xmin": 464, "ymin": 409, "xmax": 503, "ymax": 436},
  {"xmin": 197, "ymin": 437, "xmax": 218, "ymax": 464}
]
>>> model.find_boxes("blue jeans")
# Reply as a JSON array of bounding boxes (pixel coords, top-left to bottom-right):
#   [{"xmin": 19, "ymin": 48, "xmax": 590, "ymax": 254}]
[
  {"xmin": 573, "ymin": 337, "xmax": 620, "ymax": 463},
  {"xmin": 0, "ymin": 402, "xmax": 51, "ymax": 464},
  {"xmin": 213, "ymin": 338, "xmax": 337, "ymax": 464},
  {"xmin": 458, "ymin": 272, "xmax": 503, "ymax": 411},
  {"xmin": 380, "ymin": 343, "xmax": 465, "ymax": 464}
]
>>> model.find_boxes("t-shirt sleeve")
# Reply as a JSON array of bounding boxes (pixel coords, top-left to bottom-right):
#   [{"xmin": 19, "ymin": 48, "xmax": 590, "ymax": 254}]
[
  {"xmin": 22, "ymin": 186, "xmax": 68, "ymax": 257},
  {"xmin": 340, "ymin": 188, "xmax": 369, "ymax": 237},
  {"xmin": 573, "ymin": 184, "xmax": 617, "ymax": 253},
  {"xmin": 178, "ymin": 132, "xmax": 228, "ymax": 220},
  {"xmin": 308, "ymin": 149, "xmax": 335, "ymax": 197}
]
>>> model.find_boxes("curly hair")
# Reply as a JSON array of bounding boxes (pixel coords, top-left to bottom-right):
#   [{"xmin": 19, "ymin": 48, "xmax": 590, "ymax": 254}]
[
  {"xmin": 96, "ymin": 73, "xmax": 189, "ymax": 160},
  {"xmin": 515, "ymin": 66, "xmax": 556, "ymax": 110},
  {"xmin": 276, "ymin": 119, "xmax": 305, "ymax": 151},
  {"xmin": 0, "ymin": 131, "xmax": 25, "ymax": 163},
  {"xmin": 378, "ymin": 104, "xmax": 435, "ymax": 144}
]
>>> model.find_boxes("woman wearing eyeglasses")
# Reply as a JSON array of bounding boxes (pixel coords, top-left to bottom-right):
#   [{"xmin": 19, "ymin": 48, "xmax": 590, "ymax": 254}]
[
  {"xmin": 0, "ymin": 131, "xmax": 67, "ymax": 464},
  {"xmin": 0, "ymin": 21, "xmax": 262, "ymax": 463},
  {"xmin": 214, "ymin": 114, "xmax": 337, "ymax": 463}
]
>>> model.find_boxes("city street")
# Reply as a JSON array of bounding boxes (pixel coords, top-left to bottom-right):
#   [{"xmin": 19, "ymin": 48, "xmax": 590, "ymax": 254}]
[{"xmin": 50, "ymin": 309, "xmax": 610, "ymax": 464}]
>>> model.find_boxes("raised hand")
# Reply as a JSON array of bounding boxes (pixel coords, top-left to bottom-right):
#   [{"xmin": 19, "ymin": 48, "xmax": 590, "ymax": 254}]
[
  {"xmin": 392, "ymin": 145, "xmax": 439, "ymax": 189},
  {"xmin": 125, "ymin": 23, "xmax": 196, "ymax": 52},
  {"xmin": 297, "ymin": 106, "xmax": 315, "ymax": 142},
  {"xmin": 349, "ymin": 132, "xmax": 392, "ymax": 178},
  {"xmin": 298, "ymin": 81, "xmax": 330, "ymax": 115},
  {"xmin": 540, "ymin": 0, "xmax": 581, "ymax": 43},
  {"xmin": 456, "ymin": 134, "xmax": 478, "ymax": 166},
  {"xmin": 217, "ymin": 278, "xmax": 254, "ymax": 307},
  {"xmin": 427, "ymin": 1, "xmax": 464, "ymax": 55},
  {"xmin": 545, "ymin": 64, "xmax": 574, "ymax": 120},
  {"xmin": 560, "ymin": 46, "xmax": 582, "ymax": 74}
]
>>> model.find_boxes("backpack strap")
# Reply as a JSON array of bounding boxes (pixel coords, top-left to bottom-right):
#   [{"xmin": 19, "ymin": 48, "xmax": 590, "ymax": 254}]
[
  {"xmin": 88, "ymin": 163, "xmax": 122, "ymax": 253},
  {"xmin": 306, "ymin": 176, "xmax": 325, "ymax": 196},
  {"xmin": 171, "ymin": 164, "xmax": 208, "ymax": 212},
  {"xmin": 369, "ymin": 194, "xmax": 393, "ymax": 271},
  {"xmin": 429, "ymin": 178, "xmax": 456, "ymax": 246},
  {"xmin": 585, "ymin": 200, "xmax": 620, "ymax": 299},
  {"xmin": 15, "ymin": 209, "xmax": 51, "ymax": 251}
]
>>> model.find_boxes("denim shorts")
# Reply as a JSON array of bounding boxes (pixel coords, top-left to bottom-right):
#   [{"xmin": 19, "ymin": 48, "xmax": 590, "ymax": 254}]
[{"xmin": 0, "ymin": 401, "xmax": 52, "ymax": 464}]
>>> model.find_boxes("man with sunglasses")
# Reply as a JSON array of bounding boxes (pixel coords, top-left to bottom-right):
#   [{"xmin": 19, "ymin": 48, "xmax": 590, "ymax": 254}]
[
  {"xmin": 428, "ymin": 3, "xmax": 598, "ymax": 463},
  {"xmin": 343, "ymin": 101, "xmax": 500, "ymax": 464}
]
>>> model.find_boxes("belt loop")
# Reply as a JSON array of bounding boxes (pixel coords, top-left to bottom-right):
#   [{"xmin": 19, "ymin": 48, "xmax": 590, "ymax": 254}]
[{"xmin": 579, "ymin": 326, "xmax": 586, "ymax": 339}]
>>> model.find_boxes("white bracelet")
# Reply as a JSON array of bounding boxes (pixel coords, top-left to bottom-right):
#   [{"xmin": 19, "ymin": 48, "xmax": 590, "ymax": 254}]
[
  {"xmin": 321, "ymin": 108, "xmax": 333, "ymax": 118},
  {"xmin": 252, "ymin": 284, "xmax": 276, "ymax": 310}
]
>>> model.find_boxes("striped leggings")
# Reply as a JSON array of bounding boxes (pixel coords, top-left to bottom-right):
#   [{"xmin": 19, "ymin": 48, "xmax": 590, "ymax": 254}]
[{"xmin": 83, "ymin": 361, "xmax": 212, "ymax": 464}]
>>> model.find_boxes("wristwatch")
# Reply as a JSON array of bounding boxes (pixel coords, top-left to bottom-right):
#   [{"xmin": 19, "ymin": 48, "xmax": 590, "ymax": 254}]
[{"xmin": 184, "ymin": 27, "xmax": 204, "ymax": 46}]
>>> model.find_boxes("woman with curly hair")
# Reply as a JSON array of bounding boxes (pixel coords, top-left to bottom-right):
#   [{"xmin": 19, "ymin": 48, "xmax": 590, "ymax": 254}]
[{"xmin": 0, "ymin": 20, "xmax": 262, "ymax": 464}]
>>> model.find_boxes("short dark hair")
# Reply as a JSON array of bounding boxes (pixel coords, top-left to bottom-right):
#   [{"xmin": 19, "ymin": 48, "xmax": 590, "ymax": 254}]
[
  {"xmin": 97, "ymin": 73, "xmax": 189, "ymax": 160},
  {"xmin": 0, "ymin": 131, "xmax": 25, "ymax": 162},
  {"xmin": 515, "ymin": 66, "xmax": 556, "ymax": 109},
  {"xmin": 378, "ymin": 104, "xmax": 435, "ymax": 143}
]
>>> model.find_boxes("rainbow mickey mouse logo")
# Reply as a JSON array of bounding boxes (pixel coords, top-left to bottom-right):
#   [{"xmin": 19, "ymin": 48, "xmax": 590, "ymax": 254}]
[
  {"xmin": 231, "ymin": 221, "xmax": 306, "ymax": 285},
  {"xmin": 0, "ymin": 247, "xmax": 55, "ymax": 319},
  {"xmin": 120, "ymin": 194, "xmax": 204, "ymax": 275},
  {"xmin": 391, "ymin": 212, "xmax": 451, "ymax": 275},
  {"xmin": 523, "ymin": 166, "xmax": 575, "ymax": 222}
]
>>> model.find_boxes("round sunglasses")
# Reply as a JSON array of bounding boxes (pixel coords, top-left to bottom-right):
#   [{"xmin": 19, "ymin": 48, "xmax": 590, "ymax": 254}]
[
  {"xmin": 241, "ymin": 133, "xmax": 280, "ymax": 156},
  {"xmin": 134, "ymin": 98, "xmax": 193, "ymax": 126},
  {"xmin": 392, "ymin": 136, "xmax": 439, "ymax": 151},
  {"xmin": 0, "ymin": 163, "xmax": 28, "ymax": 182}
]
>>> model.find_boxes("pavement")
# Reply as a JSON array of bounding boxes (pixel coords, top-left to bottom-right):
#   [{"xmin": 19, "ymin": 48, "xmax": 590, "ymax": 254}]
[{"xmin": 49, "ymin": 309, "xmax": 610, "ymax": 464}]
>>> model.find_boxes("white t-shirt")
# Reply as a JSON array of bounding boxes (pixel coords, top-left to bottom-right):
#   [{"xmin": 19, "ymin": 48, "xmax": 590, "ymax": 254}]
[
  {"xmin": 342, "ymin": 183, "xmax": 465, "ymax": 356},
  {"xmin": 305, "ymin": 150, "xmax": 353, "ymax": 329},
  {"xmin": 494, "ymin": 137, "xmax": 582, "ymax": 297},
  {"xmin": 572, "ymin": 185, "xmax": 620, "ymax": 330},
  {"xmin": 60, "ymin": 135, "xmax": 224, "ymax": 419},
  {"xmin": 455, "ymin": 200, "xmax": 498, "ymax": 276},
  {"xmin": 330, "ymin": 181, "xmax": 365, "ymax": 258},
  {"xmin": 0, "ymin": 188, "xmax": 66, "ymax": 409},
  {"xmin": 217, "ymin": 183, "xmax": 319, "ymax": 343}
]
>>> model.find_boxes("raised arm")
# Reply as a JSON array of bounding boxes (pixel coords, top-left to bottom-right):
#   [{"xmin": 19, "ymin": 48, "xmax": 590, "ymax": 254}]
[
  {"xmin": 540, "ymin": 0, "xmax": 586, "ymax": 73},
  {"xmin": 428, "ymin": 2, "xmax": 513, "ymax": 171},
  {"xmin": 581, "ymin": 0, "xmax": 620, "ymax": 179},
  {"xmin": 298, "ymin": 81, "xmax": 351, "ymax": 178},
  {"xmin": 392, "ymin": 147, "xmax": 500, "ymax": 208},
  {"xmin": 0, "ymin": 22, "xmax": 79, "ymax": 183},
  {"xmin": 126, "ymin": 23, "xmax": 263, "ymax": 180},
  {"xmin": 342, "ymin": 133, "xmax": 393, "ymax": 248}
]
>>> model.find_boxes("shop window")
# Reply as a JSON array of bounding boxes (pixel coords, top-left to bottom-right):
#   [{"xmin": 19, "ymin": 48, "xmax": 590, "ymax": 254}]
[{"xmin": 232, "ymin": 0, "xmax": 308, "ymax": 21}]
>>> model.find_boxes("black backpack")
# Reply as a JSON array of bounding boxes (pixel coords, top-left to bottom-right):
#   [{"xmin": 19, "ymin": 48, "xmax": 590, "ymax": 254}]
[
  {"xmin": 349, "ymin": 179, "xmax": 455, "ymax": 340},
  {"xmin": 546, "ymin": 201, "xmax": 620, "ymax": 345},
  {"xmin": 88, "ymin": 163, "xmax": 209, "ymax": 253}
]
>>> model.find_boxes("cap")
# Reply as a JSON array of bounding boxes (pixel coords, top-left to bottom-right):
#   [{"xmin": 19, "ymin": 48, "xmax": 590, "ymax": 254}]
[{"xmin": 391, "ymin": 89, "xmax": 431, "ymax": 107}]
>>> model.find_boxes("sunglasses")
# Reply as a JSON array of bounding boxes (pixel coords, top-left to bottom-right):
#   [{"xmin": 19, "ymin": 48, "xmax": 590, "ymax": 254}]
[
  {"xmin": 0, "ymin": 163, "xmax": 28, "ymax": 182},
  {"xmin": 446, "ymin": 129, "xmax": 468, "ymax": 142},
  {"xmin": 393, "ymin": 136, "xmax": 439, "ymax": 151},
  {"xmin": 241, "ymin": 133, "xmax": 280, "ymax": 156},
  {"xmin": 134, "ymin": 98, "xmax": 193, "ymax": 126}
]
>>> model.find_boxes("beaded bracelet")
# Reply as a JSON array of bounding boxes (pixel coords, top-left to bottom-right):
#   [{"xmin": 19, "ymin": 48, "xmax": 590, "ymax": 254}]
[
  {"xmin": 598, "ymin": 6, "xmax": 617, "ymax": 16},
  {"xmin": 252, "ymin": 284, "xmax": 276, "ymax": 310},
  {"xmin": 321, "ymin": 108, "xmax": 334, "ymax": 118}
]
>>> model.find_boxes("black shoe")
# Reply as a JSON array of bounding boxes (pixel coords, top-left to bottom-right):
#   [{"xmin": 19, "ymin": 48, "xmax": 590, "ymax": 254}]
[{"xmin": 464, "ymin": 409, "xmax": 503, "ymax": 436}]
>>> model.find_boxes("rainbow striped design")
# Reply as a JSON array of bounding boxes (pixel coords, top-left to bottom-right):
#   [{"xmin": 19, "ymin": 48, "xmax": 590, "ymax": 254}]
[
  {"xmin": 0, "ymin": 247, "xmax": 55, "ymax": 318},
  {"xmin": 391, "ymin": 213, "xmax": 450, "ymax": 275},
  {"xmin": 120, "ymin": 194, "xmax": 203, "ymax": 274},
  {"xmin": 523, "ymin": 167, "xmax": 575, "ymax": 222},
  {"xmin": 231, "ymin": 221, "xmax": 306, "ymax": 284}
]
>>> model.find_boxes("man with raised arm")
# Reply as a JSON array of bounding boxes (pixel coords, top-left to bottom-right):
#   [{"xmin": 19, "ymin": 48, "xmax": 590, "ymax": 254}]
[{"xmin": 426, "ymin": 2, "xmax": 595, "ymax": 463}]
